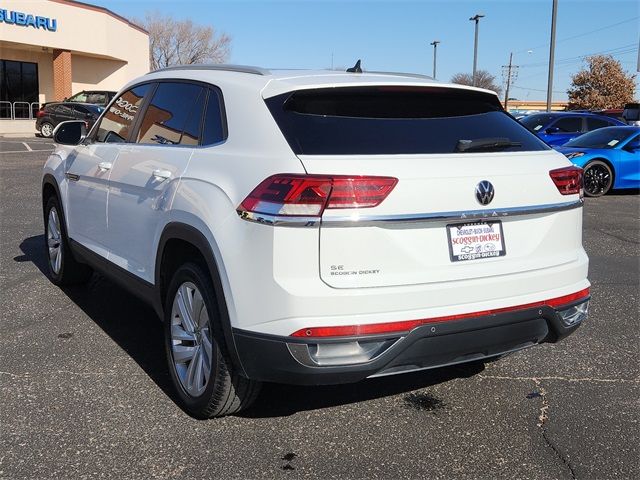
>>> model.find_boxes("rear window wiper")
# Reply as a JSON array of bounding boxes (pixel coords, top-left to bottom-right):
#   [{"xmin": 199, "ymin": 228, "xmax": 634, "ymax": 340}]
[{"xmin": 455, "ymin": 137, "xmax": 522, "ymax": 153}]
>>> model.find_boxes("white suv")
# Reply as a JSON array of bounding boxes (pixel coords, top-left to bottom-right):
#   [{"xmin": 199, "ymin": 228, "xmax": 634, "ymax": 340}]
[{"xmin": 43, "ymin": 65, "xmax": 590, "ymax": 418}]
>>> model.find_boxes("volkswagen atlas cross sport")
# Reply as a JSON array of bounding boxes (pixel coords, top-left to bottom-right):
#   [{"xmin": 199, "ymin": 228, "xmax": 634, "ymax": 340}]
[{"xmin": 42, "ymin": 65, "xmax": 590, "ymax": 418}]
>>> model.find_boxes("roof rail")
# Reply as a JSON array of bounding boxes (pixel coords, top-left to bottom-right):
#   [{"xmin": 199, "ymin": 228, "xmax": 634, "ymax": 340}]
[
  {"xmin": 364, "ymin": 70, "xmax": 435, "ymax": 81},
  {"xmin": 148, "ymin": 64, "xmax": 271, "ymax": 76}
]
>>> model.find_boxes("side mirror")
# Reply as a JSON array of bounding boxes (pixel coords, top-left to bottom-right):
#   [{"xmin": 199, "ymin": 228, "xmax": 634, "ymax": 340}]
[
  {"xmin": 545, "ymin": 127, "xmax": 561, "ymax": 134},
  {"xmin": 53, "ymin": 120, "xmax": 87, "ymax": 146}
]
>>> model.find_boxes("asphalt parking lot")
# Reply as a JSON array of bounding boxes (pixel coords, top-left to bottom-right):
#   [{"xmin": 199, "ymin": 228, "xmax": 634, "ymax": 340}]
[{"xmin": 1, "ymin": 139, "xmax": 638, "ymax": 479}]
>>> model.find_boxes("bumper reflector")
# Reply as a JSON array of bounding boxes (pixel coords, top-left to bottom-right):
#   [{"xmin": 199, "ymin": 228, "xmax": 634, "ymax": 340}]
[{"xmin": 557, "ymin": 299, "xmax": 589, "ymax": 327}]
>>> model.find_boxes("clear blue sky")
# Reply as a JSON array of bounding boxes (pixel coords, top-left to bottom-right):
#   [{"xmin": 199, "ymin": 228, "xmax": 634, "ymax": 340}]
[{"xmin": 99, "ymin": 0, "xmax": 639, "ymax": 101}]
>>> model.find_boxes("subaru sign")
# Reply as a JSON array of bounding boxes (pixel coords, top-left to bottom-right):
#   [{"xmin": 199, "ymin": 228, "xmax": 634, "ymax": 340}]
[{"xmin": 0, "ymin": 8, "xmax": 57, "ymax": 31}]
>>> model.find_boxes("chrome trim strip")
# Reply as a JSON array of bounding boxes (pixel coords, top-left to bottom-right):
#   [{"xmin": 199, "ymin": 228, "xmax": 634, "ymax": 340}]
[
  {"xmin": 321, "ymin": 199, "xmax": 584, "ymax": 227},
  {"xmin": 237, "ymin": 199, "xmax": 583, "ymax": 228},
  {"xmin": 236, "ymin": 209, "xmax": 320, "ymax": 227}
]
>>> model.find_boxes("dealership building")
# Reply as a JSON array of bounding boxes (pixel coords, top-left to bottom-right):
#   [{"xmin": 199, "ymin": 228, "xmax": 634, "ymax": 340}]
[{"xmin": 0, "ymin": 0, "xmax": 149, "ymax": 135}]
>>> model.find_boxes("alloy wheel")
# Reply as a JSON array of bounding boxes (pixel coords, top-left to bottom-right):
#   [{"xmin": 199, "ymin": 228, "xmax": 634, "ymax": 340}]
[
  {"xmin": 41, "ymin": 123, "xmax": 53, "ymax": 138},
  {"xmin": 47, "ymin": 207, "xmax": 62, "ymax": 274},
  {"xmin": 170, "ymin": 282, "xmax": 213, "ymax": 397},
  {"xmin": 584, "ymin": 163, "xmax": 612, "ymax": 197}
]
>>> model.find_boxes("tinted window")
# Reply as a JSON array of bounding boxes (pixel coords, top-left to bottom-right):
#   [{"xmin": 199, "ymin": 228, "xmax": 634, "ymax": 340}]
[
  {"xmin": 201, "ymin": 88, "xmax": 225, "ymax": 145},
  {"xmin": 180, "ymin": 89, "xmax": 206, "ymax": 146},
  {"xmin": 552, "ymin": 117, "xmax": 582, "ymax": 133},
  {"xmin": 564, "ymin": 127, "xmax": 636, "ymax": 149},
  {"xmin": 73, "ymin": 105, "xmax": 90, "ymax": 115},
  {"xmin": 586, "ymin": 117, "xmax": 610, "ymax": 131},
  {"xmin": 623, "ymin": 105, "xmax": 639, "ymax": 121},
  {"xmin": 520, "ymin": 114, "xmax": 556, "ymax": 131},
  {"xmin": 57, "ymin": 105, "xmax": 73, "ymax": 116},
  {"xmin": 266, "ymin": 87, "xmax": 548, "ymax": 155},
  {"xmin": 95, "ymin": 84, "xmax": 151, "ymax": 143},
  {"xmin": 136, "ymin": 82, "xmax": 204, "ymax": 145}
]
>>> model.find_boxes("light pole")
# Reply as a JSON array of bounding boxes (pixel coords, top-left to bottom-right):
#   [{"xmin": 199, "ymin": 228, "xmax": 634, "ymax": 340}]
[
  {"xmin": 546, "ymin": 0, "xmax": 558, "ymax": 112},
  {"xmin": 469, "ymin": 13, "xmax": 485, "ymax": 86},
  {"xmin": 430, "ymin": 40, "xmax": 440, "ymax": 79}
]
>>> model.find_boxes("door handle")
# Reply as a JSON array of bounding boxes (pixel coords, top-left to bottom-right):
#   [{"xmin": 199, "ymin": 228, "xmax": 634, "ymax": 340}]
[
  {"xmin": 98, "ymin": 162, "xmax": 112, "ymax": 172},
  {"xmin": 152, "ymin": 169, "xmax": 172, "ymax": 181}
]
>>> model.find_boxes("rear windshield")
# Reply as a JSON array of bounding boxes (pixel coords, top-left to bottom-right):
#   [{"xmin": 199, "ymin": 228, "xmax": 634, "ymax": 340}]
[{"xmin": 265, "ymin": 87, "xmax": 549, "ymax": 155}]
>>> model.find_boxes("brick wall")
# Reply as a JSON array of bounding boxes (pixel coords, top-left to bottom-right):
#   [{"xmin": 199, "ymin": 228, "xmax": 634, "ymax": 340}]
[{"xmin": 52, "ymin": 49, "xmax": 72, "ymax": 100}]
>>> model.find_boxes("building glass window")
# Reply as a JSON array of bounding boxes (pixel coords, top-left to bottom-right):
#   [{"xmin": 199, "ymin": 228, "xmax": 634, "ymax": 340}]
[{"xmin": 0, "ymin": 60, "xmax": 39, "ymax": 118}]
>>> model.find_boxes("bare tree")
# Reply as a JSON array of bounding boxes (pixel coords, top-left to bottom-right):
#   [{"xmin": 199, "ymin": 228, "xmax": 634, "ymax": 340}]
[
  {"xmin": 451, "ymin": 70, "xmax": 502, "ymax": 96},
  {"xmin": 567, "ymin": 55, "xmax": 636, "ymax": 110},
  {"xmin": 139, "ymin": 12, "xmax": 231, "ymax": 70}
]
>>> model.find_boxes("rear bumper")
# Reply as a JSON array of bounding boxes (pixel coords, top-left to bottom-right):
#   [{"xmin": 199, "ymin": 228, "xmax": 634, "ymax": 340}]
[{"xmin": 233, "ymin": 296, "xmax": 589, "ymax": 385}]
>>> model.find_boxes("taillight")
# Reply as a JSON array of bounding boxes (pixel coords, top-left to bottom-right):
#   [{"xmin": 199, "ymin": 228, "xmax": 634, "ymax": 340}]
[
  {"xmin": 238, "ymin": 174, "xmax": 397, "ymax": 218},
  {"xmin": 549, "ymin": 166, "xmax": 583, "ymax": 197},
  {"xmin": 36, "ymin": 109, "xmax": 46, "ymax": 118}
]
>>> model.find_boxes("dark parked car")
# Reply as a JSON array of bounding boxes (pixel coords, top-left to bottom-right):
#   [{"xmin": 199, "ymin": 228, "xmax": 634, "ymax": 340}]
[
  {"xmin": 36, "ymin": 103, "xmax": 104, "ymax": 138},
  {"xmin": 519, "ymin": 112, "xmax": 625, "ymax": 146},
  {"xmin": 623, "ymin": 103, "xmax": 640, "ymax": 126},
  {"xmin": 40, "ymin": 90, "xmax": 116, "ymax": 110}
]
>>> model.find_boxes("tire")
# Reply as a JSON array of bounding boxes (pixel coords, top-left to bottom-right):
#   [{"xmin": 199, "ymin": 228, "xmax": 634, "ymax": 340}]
[
  {"xmin": 164, "ymin": 262, "xmax": 261, "ymax": 418},
  {"xmin": 44, "ymin": 195, "xmax": 93, "ymax": 286},
  {"xmin": 40, "ymin": 122, "xmax": 54, "ymax": 138},
  {"xmin": 583, "ymin": 160, "xmax": 613, "ymax": 197}
]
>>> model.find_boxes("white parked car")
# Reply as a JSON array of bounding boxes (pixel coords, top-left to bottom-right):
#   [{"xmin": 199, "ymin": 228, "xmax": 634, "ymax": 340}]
[{"xmin": 42, "ymin": 65, "xmax": 590, "ymax": 418}]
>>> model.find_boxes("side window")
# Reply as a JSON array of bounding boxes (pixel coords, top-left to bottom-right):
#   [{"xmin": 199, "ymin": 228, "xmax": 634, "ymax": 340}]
[
  {"xmin": 586, "ymin": 117, "xmax": 609, "ymax": 131},
  {"xmin": 552, "ymin": 117, "xmax": 582, "ymax": 133},
  {"xmin": 95, "ymin": 84, "xmax": 151, "ymax": 143},
  {"xmin": 73, "ymin": 105, "xmax": 89, "ymax": 115},
  {"xmin": 136, "ymin": 82, "xmax": 204, "ymax": 145},
  {"xmin": 201, "ymin": 88, "xmax": 226, "ymax": 145},
  {"xmin": 57, "ymin": 105, "xmax": 73, "ymax": 116}
]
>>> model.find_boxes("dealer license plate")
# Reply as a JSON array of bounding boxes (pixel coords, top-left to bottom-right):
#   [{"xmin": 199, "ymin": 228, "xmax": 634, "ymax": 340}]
[{"xmin": 447, "ymin": 221, "xmax": 506, "ymax": 262}]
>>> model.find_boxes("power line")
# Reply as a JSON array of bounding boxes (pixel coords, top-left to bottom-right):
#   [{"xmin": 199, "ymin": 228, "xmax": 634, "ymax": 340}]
[
  {"xmin": 519, "ymin": 44, "xmax": 637, "ymax": 68},
  {"xmin": 514, "ymin": 16, "xmax": 639, "ymax": 55},
  {"xmin": 511, "ymin": 84, "xmax": 565, "ymax": 94}
]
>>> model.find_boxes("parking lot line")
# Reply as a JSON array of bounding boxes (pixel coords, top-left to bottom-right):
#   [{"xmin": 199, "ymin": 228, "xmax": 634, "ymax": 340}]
[{"xmin": 22, "ymin": 142, "xmax": 33, "ymax": 152}]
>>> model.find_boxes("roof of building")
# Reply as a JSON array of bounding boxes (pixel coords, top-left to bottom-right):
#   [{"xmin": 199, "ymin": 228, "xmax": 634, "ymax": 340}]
[{"xmin": 49, "ymin": 0, "xmax": 148, "ymax": 34}]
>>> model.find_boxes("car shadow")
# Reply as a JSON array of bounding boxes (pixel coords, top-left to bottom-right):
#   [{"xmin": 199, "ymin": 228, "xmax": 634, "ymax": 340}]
[
  {"xmin": 609, "ymin": 188, "xmax": 640, "ymax": 196},
  {"xmin": 18, "ymin": 234, "xmax": 486, "ymax": 419}
]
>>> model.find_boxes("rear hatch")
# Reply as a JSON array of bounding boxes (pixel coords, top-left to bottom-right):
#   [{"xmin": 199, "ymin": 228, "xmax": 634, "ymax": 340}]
[{"xmin": 265, "ymin": 85, "xmax": 583, "ymax": 289}]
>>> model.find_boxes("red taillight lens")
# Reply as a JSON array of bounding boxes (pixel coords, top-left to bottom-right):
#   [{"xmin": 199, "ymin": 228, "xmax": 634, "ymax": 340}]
[
  {"xmin": 549, "ymin": 166, "xmax": 583, "ymax": 196},
  {"xmin": 36, "ymin": 109, "xmax": 46, "ymax": 118},
  {"xmin": 238, "ymin": 174, "xmax": 397, "ymax": 217}
]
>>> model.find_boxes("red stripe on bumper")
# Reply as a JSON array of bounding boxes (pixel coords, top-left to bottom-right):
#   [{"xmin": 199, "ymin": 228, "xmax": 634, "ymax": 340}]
[{"xmin": 290, "ymin": 288, "xmax": 590, "ymax": 338}]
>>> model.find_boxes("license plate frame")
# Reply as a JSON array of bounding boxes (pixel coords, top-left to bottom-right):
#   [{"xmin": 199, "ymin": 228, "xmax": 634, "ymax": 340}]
[{"xmin": 446, "ymin": 220, "xmax": 507, "ymax": 262}]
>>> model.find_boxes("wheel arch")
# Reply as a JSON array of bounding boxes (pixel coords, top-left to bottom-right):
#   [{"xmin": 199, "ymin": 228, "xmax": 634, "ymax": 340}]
[
  {"xmin": 42, "ymin": 174, "xmax": 63, "ymax": 225},
  {"xmin": 155, "ymin": 222, "xmax": 247, "ymax": 377}
]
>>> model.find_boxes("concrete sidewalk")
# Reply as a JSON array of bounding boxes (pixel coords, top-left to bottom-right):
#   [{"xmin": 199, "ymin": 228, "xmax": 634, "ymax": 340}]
[{"xmin": 0, "ymin": 120, "xmax": 37, "ymax": 138}]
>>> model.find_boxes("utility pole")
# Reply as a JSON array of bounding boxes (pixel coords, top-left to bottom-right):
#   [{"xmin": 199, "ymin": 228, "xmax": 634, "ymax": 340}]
[
  {"xmin": 502, "ymin": 52, "xmax": 519, "ymax": 111},
  {"xmin": 469, "ymin": 13, "xmax": 485, "ymax": 86},
  {"xmin": 546, "ymin": 0, "xmax": 558, "ymax": 112},
  {"xmin": 430, "ymin": 40, "xmax": 440, "ymax": 79}
]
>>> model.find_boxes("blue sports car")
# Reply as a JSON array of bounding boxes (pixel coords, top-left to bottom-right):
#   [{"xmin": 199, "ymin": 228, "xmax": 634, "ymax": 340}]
[
  {"xmin": 555, "ymin": 126, "xmax": 640, "ymax": 197},
  {"xmin": 520, "ymin": 112, "xmax": 626, "ymax": 146}
]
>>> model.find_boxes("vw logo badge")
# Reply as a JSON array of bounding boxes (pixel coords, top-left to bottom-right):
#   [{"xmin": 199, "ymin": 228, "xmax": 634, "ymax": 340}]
[{"xmin": 475, "ymin": 180, "xmax": 495, "ymax": 206}]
